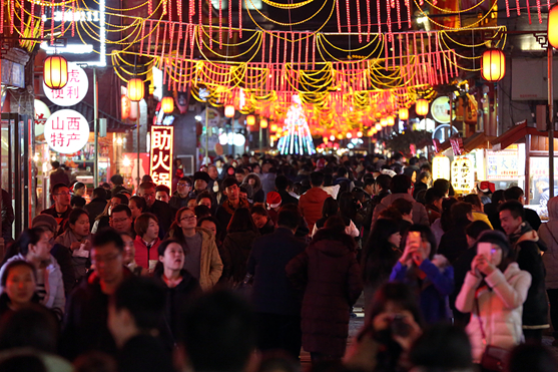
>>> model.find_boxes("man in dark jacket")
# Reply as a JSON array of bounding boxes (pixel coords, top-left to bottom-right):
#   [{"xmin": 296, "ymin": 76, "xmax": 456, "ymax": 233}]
[
  {"xmin": 41, "ymin": 183, "xmax": 72, "ymax": 235},
  {"xmin": 275, "ymin": 175, "xmax": 298, "ymax": 206},
  {"xmin": 169, "ymin": 176, "xmax": 193, "ymax": 210},
  {"xmin": 60, "ymin": 228, "xmax": 130, "ymax": 360},
  {"xmin": 108, "ymin": 277, "xmax": 174, "ymax": 372},
  {"xmin": 138, "ymin": 182, "xmax": 175, "ymax": 239},
  {"xmin": 84, "ymin": 187, "xmax": 108, "ymax": 229},
  {"xmin": 500, "ymin": 201, "xmax": 549, "ymax": 343},
  {"xmin": 215, "ymin": 178, "xmax": 250, "ymax": 234},
  {"xmin": 504, "ymin": 186, "xmax": 542, "ymax": 231},
  {"xmin": 247, "ymin": 207, "xmax": 307, "ymax": 359}
]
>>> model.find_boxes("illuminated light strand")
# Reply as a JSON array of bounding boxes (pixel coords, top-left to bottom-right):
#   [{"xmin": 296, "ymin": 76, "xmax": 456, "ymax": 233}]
[
  {"xmin": 178, "ymin": 0, "xmax": 183, "ymax": 38},
  {"xmin": 21, "ymin": 0, "xmax": 25, "ymax": 35},
  {"xmin": 40, "ymin": 4, "xmax": 44, "ymax": 37},
  {"xmin": 395, "ymin": 0, "xmax": 401, "ymax": 28},
  {"xmin": 139, "ymin": 21, "xmax": 145, "ymax": 55},
  {"xmin": 526, "ymin": 0, "xmax": 531, "ymax": 24},
  {"xmin": 336, "ymin": 0, "xmax": 341, "ymax": 32},
  {"xmin": 505, "ymin": 0, "xmax": 510, "ymax": 16},
  {"xmin": 154, "ymin": 19, "xmax": 161, "ymax": 58},
  {"xmin": 385, "ymin": 0, "xmax": 392, "ymax": 38},
  {"xmin": 229, "ymin": 0, "xmax": 232, "ymax": 38},
  {"xmin": 516, "ymin": 0, "xmax": 520, "ymax": 15},
  {"xmin": 208, "ymin": 0, "xmax": 212, "ymax": 48},
  {"xmin": 147, "ymin": 20, "xmax": 153, "ymax": 54},
  {"xmin": 239, "ymin": 0, "xmax": 242, "ymax": 37},
  {"xmin": 366, "ymin": 0, "xmax": 371, "ymax": 41},
  {"xmin": 219, "ymin": 0, "xmax": 223, "ymax": 48},
  {"xmin": 148, "ymin": 0, "xmax": 152, "ymax": 15},
  {"xmin": 190, "ymin": 25, "xmax": 195, "ymax": 59},
  {"xmin": 189, "ymin": 0, "xmax": 194, "ymax": 24},
  {"xmin": 50, "ymin": 0, "xmax": 54, "ymax": 40},
  {"xmin": 71, "ymin": 0, "xmax": 75, "ymax": 36},
  {"xmin": 356, "ymin": 0, "xmax": 362, "ymax": 42},
  {"xmin": 377, "ymin": 0, "xmax": 381, "ymax": 35},
  {"xmin": 312, "ymin": 34, "xmax": 316, "ymax": 70},
  {"xmin": 0, "ymin": 0, "xmax": 3, "ymax": 34},
  {"xmin": 536, "ymin": 0, "xmax": 542, "ymax": 23},
  {"xmin": 10, "ymin": 0, "xmax": 15, "ymax": 34},
  {"xmin": 30, "ymin": 0, "xmax": 35, "ymax": 36},
  {"xmin": 406, "ymin": 0, "xmax": 411, "ymax": 27},
  {"xmin": 345, "ymin": 0, "xmax": 351, "ymax": 34},
  {"xmin": 161, "ymin": 23, "xmax": 168, "ymax": 84},
  {"xmin": 61, "ymin": 0, "xmax": 65, "ymax": 35}
]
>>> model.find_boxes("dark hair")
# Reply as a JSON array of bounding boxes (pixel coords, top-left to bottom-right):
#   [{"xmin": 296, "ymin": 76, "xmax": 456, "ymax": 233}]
[
  {"xmin": 112, "ymin": 277, "xmax": 166, "ymax": 331},
  {"xmin": 1, "ymin": 260, "xmax": 36, "ymax": 287},
  {"xmin": 12, "ymin": 227, "xmax": 47, "ymax": 257},
  {"xmin": 73, "ymin": 351, "xmax": 118, "ymax": 372},
  {"xmin": 451, "ymin": 202, "xmax": 473, "ymax": 226},
  {"xmin": 509, "ymin": 344, "xmax": 558, "ymax": 372},
  {"xmin": 112, "ymin": 194, "xmax": 129, "ymax": 205},
  {"xmin": 391, "ymin": 175, "xmax": 412, "ymax": 194},
  {"xmin": 0, "ymin": 355, "xmax": 47, "ymax": 372},
  {"xmin": 277, "ymin": 206, "xmax": 301, "ymax": 230},
  {"xmin": 492, "ymin": 189, "xmax": 505, "ymax": 204},
  {"xmin": 404, "ymin": 224, "xmax": 437, "ymax": 259},
  {"xmin": 52, "ymin": 183, "xmax": 69, "ymax": 195},
  {"xmin": 111, "ymin": 204, "xmax": 132, "ymax": 218},
  {"xmin": 310, "ymin": 172, "xmax": 324, "ymax": 187},
  {"xmin": 376, "ymin": 174, "xmax": 392, "ymax": 191},
  {"xmin": 141, "ymin": 175, "xmax": 153, "ymax": 183},
  {"xmin": 338, "ymin": 192, "xmax": 357, "ymax": 221},
  {"xmin": 499, "ymin": 200, "xmax": 524, "ymax": 220},
  {"xmin": 321, "ymin": 197, "xmax": 339, "ymax": 219},
  {"xmin": 74, "ymin": 182, "xmax": 85, "ymax": 191},
  {"xmin": 0, "ymin": 305, "xmax": 59, "ymax": 353},
  {"xmin": 409, "ymin": 324, "xmax": 472, "ymax": 370},
  {"xmin": 409, "ymin": 157, "xmax": 419, "ymax": 166},
  {"xmin": 475, "ymin": 230, "xmax": 514, "ymax": 271},
  {"xmin": 391, "ymin": 198, "xmax": 413, "ymax": 215},
  {"xmin": 379, "ymin": 206, "xmax": 403, "ymax": 221},
  {"xmin": 92, "ymin": 187, "xmax": 107, "ymax": 200},
  {"xmin": 463, "ymin": 194, "xmax": 482, "ymax": 208},
  {"xmin": 179, "ymin": 176, "xmax": 193, "ymax": 184},
  {"xmin": 51, "ymin": 161, "xmax": 60, "ymax": 169},
  {"xmin": 155, "ymin": 185, "xmax": 170, "ymax": 196},
  {"xmin": 424, "ymin": 188, "xmax": 444, "ymax": 205},
  {"xmin": 71, "ymin": 197, "xmax": 86, "ymax": 208},
  {"xmin": 275, "ymin": 175, "xmax": 290, "ymax": 191},
  {"xmin": 110, "ymin": 174, "xmax": 124, "ymax": 186},
  {"xmin": 179, "ymin": 290, "xmax": 257, "ymax": 372},
  {"xmin": 194, "ymin": 205, "xmax": 211, "ymax": 220},
  {"xmin": 362, "ymin": 219, "xmax": 400, "ymax": 284},
  {"xmin": 69, "ymin": 208, "xmax": 89, "ymax": 226},
  {"xmin": 418, "ymin": 171, "xmax": 430, "ymax": 183},
  {"xmin": 92, "ymin": 228, "xmax": 125, "ymax": 252},
  {"xmin": 227, "ymin": 208, "xmax": 258, "ymax": 233},
  {"xmin": 465, "ymin": 220, "xmax": 491, "ymax": 240},
  {"xmin": 251, "ymin": 205, "xmax": 268, "ymax": 217},
  {"xmin": 324, "ymin": 215, "xmax": 346, "ymax": 232},
  {"xmin": 222, "ymin": 177, "xmax": 238, "ymax": 190},
  {"xmin": 138, "ymin": 182, "xmax": 156, "ymax": 192},
  {"xmin": 433, "ymin": 179, "xmax": 450, "ymax": 195},
  {"xmin": 129, "ymin": 196, "xmax": 147, "ymax": 212},
  {"xmin": 157, "ymin": 238, "xmax": 183, "ymax": 258},
  {"xmin": 504, "ymin": 186, "xmax": 525, "ymax": 201},
  {"xmin": 134, "ymin": 213, "xmax": 159, "ymax": 237},
  {"xmin": 197, "ymin": 216, "xmax": 219, "ymax": 230},
  {"xmin": 363, "ymin": 177, "xmax": 376, "ymax": 188},
  {"xmin": 441, "ymin": 197, "xmax": 459, "ymax": 232},
  {"xmin": 196, "ymin": 191, "xmax": 213, "ymax": 205}
]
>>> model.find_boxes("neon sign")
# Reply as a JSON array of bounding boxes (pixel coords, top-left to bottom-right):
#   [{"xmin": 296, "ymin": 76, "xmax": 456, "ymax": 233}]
[{"xmin": 150, "ymin": 126, "xmax": 174, "ymax": 188}]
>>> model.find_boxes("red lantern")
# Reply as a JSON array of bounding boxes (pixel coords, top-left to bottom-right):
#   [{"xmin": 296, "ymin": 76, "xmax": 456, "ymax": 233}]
[
  {"xmin": 260, "ymin": 118, "xmax": 268, "ymax": 128},
  {"xmin": 225, "ymin": 105, "xmax": 235, "ymax": 118},
  {"xmin": 481, "ymin": 49, "xmax": 506, "ymax": 82},
  {"xmin": 399, "ymin": 108, "xmax": 409, "ymax": 120},
  {"xmin": 127, "ymin": 78, "xmax": 144, "ymax": 102},
  {"xmin": 415, "ymin": 99, "xmax": 429, "ymax": 116},
  {"xmin": 549, "ymin": 4, "xmax": 558, "ymax": 48},
  {"xmin": 246, "ymin": 115, "xmax": 256, "ymax": 126},
  {"xmin": 161, "ymin": 96, "xmax": 174, "ymax": 114},
  {"xmin": 43, "ymin": 55, "xmax": 68, "ymax": 89}
]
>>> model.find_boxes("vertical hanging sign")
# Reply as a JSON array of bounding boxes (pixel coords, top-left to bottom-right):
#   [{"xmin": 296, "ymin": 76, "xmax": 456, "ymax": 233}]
[{"xmin": 150, "ymin": 125, "xmax": 174, "ymax": 188}]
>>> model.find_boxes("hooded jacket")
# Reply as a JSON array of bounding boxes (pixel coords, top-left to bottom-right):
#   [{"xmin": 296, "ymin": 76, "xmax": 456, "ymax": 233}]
[
  {"xmin": 298, "ymin": 187, "xmax": 330, "ymax": 232},
  {"xmin": 286, "ymin": 228, "xmax": 362, "ymax": 357},
  {"xmin": 539, "ymin": 197, "xmax": 558, "ymax": 289},
  {"xmin": 455, "ymin": 263, "xmax": 531, "ymax": 363},
  {"xmin": 509, "ymin": 222, "xmax": 549, "ymax": 328},
  {"xmin": 371, "ymin": 193, "xmax": 429, "ymax": 227}
]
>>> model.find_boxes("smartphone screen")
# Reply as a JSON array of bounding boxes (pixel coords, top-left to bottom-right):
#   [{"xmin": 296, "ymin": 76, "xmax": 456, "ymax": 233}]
[{"xmin": 477, "ymin": 242, "xmax": 493, "ymax": 260}]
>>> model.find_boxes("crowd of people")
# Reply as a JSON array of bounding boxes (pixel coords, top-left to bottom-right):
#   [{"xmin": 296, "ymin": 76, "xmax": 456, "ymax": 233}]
[{"xmin": 0, "ymin": 152, "xmax": 557, "ymax": 371}]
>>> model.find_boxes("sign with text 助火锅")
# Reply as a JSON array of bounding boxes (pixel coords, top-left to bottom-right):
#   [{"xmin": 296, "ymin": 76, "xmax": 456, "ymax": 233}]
[
  {"xmin": 150, "ymin": 126, "xmax": 174, "ymax": 189},
  {"xmin": 40, "ymin": 0, "xmax": 106, "ymax": 66}
]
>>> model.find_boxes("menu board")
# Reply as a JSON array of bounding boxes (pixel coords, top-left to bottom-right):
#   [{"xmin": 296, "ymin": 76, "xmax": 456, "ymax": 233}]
[
  {"xmin": 486, "ymin": 146, "xmax": 519, "ymax": 180},
  {"xmin": 451, "ymin": 157, "xmax": 474, "ymax": 192}
]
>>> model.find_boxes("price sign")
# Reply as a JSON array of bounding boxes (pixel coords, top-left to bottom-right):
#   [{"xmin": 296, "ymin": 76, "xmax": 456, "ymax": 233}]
[
  {"xmin": 44, "ymin": 109, "xmax": 90, "ymax": 154},
  {"xmin": 150, "ymin": 126, "xmax": 174, "ymax": 188},
  {"xmin": 43, "ymin": 63, "xmax": 89, "ymax": 106}
]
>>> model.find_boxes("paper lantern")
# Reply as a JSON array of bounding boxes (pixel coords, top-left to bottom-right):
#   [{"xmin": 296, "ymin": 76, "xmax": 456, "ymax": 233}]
[
  {"xmin": 432, "ymin": 155, "xmax": 451, "ymax": 182},
  {"xmin": 357, "ymin": 131, "xmax": 363, "ymax": 138},
  {"xmin": 481, "ymin": 49, "xmax": 506, "ymax": 82},
  {"xmin": 387, "ymin": 116, "xmax": 395, "ymax": 126},
  {"xmin": 346, "ymin": 132, "xmax": 352, "ymax": 139},
  {"xmin": 550, "ymin": 5, "xmax": 558, "ymax": 48},
  {"xmin": 225, "ymin": 105, "xmax": 235, "ymax": 118},
  {"xmin": 415, "ymin": 99, "xmax": 429, "ymax": 116},
  {"xmin": 43, "ymin": 55, "xmax": 68, "ymax": 89},
  {"xmin": 380, "ymin": 118, "xmax": 388, "ymax": 127},
  {"xmin": 127, "ymin": 78, "xmax": 144, "ymax": 102},
  {"xmin": 399, "ymin": 108, "xmax": 409, "ymax": 120},
  {"xmin": 246, "ymin": 115, "xmax": 256, "ymax": 126},
  {"xmin": 375, "ymin": 123, "xmax": 382, "ymax": 130},
  {"xmin": 270, "ymin": 124, "xmax": 278, "ymax": 132},
  {"xmin": 161, "ymin": 96, "xmax": 174, "ymax": 114},
  {"xmin": 260, "ymin": 119, "xmax": 268, "ymax": 128}
]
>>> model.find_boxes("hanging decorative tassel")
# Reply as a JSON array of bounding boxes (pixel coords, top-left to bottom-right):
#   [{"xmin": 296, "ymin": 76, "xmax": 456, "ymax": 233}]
[
  {"xmin": 21, "ymin": 0, "xmax": 25, "ymax": 36},
  {"xmin": 11, "ymin": 0, "xmax": 16, "ymax": 34},
  {"xmin": 395, "ymin": 0, "xmax": 401, "ymax": 29},
  {"xmin": 536, "ymin": 0, "xmax": 542, "ymax": 23},
  {"xmin": 504, "ymin": 0, "xmax": 510, "ymax": 17},
  {"xmin": 297, "ymin": 33, "xmax": 302, "ymax": 66},
  {"xmin": 283, "ymin": 32, "xmax": 288, "ymax": 65},
  {"xmin": 71, "ymin": 0, "xmax": 76, "ymax": 37},
  {"xmin": 154, "ymin": 20, "xmax": 162, "ymax": 59},
  {"xmin": 356, "ymin": 0, "xmax": 362, "ymax": 42},
  {"xmin": 276, "ymin": 32, "xmax": 281, "ymax": 65},
  {"xmin": 147, "ymin": 20, "xmax": 154, "ymax": 55},
  {"xmin": 268, "ymin": 33, "xmax": 273, "ymax": 65},
  {"xmin": 140, "ymin": 22, "xmax": 146, "ymax": 55},
  {"xmin": 0, "ymin": 0, "xmax": 4, "ymax": 34},
  {"xmin": 30, "ymin": 0, "xmax": 36, "ymax": 37},
  {"xmin": 189, "ymin": 0, "xmax": 194, "ymax": 24},
  {"xmin": 61, "ymin": 0, "xmax": 66, "ymax": 36},
  {"xmin": 366, "ymin": 0, "xmax": 371, "ymax": 41},
  {"xmin": 239, "ymin": 0, "xmax": 242, "ymax": 38},
  {"xmin": 182, "ymin": 25, "xmax": 189, "ymax": 61},
  {"xmin": 229, "ymin": 0, "xmax": 233, "ymax": 38},
  {"xmin": 161, "ymin": 23, "xmax": 168, "ymax": 64},
  {"xmin": 208, "ymin": 0, "xmax": 213, "ymax": 48},
  {"xmin": 312, "ymin": 34, "xmax": 316, "ymax": 70},
  {"xmin": 405, "ymin": 0, "xmax": 411, "ymax": 27},
  {"xmin": 190, "ymin": 25, "xmax": 196, "ymax": 59},
  {"xmin": 49, "ymin": 0, "xmax": 54, "ymax": 41},
  {"xmin": 386, "ymin": 0, "xmax": 392, "ymax": 38},
  {"xmin": 336, "ymin": 0, "xmax": 342, "ymax": 33},
  {"xmin": 516, "ymin": 0, "xmax": 521, "ymax": 15},
  {"xmin": 261, "ymin": 32, "xmax": 266, "ymax": 64},
  {"xmin": 218, "ymin": 0, "xmax": 222, "ymax": 48},
  {"xmin": 169, "ymin": 23, "xmax": 175, "ymax": 59},
  {"xmin": 177, "ymin": 0, "xmax": 183, "ymax": 38},
  {"xmin": 346, "ymin": 0, "xmax": 351, "ymax": 34},
  {"xmin": 377, "ymin": 0, "xmax": 381, "ymax": 35},
  {"xmin": 40, "ymin": 3, "xmax": 45, "ymax": 38}
]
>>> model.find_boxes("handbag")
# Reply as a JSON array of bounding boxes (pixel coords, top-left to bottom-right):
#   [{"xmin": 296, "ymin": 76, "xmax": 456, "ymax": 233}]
[{"xmin": 476, "ymin": 299, "xmax": 511, "ymax": 371}]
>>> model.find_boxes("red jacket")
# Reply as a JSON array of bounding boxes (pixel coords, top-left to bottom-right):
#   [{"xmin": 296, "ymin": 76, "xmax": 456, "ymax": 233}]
[
  {"xmin": 299, "ymin": 187, "xmax": 330, "ymax": 232},
  {"xmin": 134, "ymin": 236, "xmax": 161, "ymax": 269}
]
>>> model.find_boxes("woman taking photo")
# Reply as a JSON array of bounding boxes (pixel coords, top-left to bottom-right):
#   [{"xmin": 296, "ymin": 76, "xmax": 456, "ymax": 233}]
[
  {"xmin": 0, "ymin": 260, "xmax": 39, "ymax": 318},
  {"xmin": 362, "ymin": 218, "xmax": 401, "ymax": 316},
  {"xmin": 133, "ymin": 213, "xmax": 161, "ymax": 272},
  {"xmin": 389, "ymin": 225, "xmax": 453, "ymax": 324},
  {"xmin": 55, "ymin": 208, "xmax": 91, "ymax": 284},
  {"xmin": 0, "ymin": 227, "xmax": 65, "ymax": 319},
  {"xmin": 455, "ymin": 230, "xmax": 531, "ymax": 366}
]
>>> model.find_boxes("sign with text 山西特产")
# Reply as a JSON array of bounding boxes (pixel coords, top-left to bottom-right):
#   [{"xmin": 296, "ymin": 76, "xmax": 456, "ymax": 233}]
[
  {"xmin": 150, "ymin": 126, "xmax": 174, "ymax": 189},
  {"xmin": 43, "ymin": 63, "xmax": 89, "ymax": 106},
  {"xmin": 44, "ymin": 109, "xmax": 90, "ymax": 154}
]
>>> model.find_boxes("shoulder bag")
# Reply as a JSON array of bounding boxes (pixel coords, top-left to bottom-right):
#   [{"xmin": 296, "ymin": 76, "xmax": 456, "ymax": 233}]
[{"xmin": 476, "ymin": 299, "xmax": 510, "ymax": 371}]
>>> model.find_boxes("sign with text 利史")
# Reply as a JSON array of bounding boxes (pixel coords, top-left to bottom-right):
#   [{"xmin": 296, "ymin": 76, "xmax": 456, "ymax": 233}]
[{"xmin": 150, "ymin": 126, "xmax": 174, "ymax": 189}]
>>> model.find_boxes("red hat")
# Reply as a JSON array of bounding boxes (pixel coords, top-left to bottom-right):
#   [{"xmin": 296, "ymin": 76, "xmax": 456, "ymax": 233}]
[
  {"xmin": 478, "ymin": 181, "xmax": 495, "ymax": 194},
  {"xmin": 266, "ymin": 191, "xmax": 282, "ymax": 209}
]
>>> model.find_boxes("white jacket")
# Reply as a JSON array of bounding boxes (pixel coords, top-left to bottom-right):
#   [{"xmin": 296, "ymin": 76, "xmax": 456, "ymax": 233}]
[
  {"xmin": 455, "ymin": 263, "xmax": 531, "ymax": 363},
  {"xmin": 0, "ymin": 254, "xmax": 65, "ymax": 315}
]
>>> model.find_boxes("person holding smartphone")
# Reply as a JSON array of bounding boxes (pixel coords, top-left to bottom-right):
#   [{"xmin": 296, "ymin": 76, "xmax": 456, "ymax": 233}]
[
  {"xmin": 455, "ymin": 230, "xmax": 531, "ymax": 365},
  {"xmin": 389, "ymin": 225, "xmax": 454, "ymax": 324}
]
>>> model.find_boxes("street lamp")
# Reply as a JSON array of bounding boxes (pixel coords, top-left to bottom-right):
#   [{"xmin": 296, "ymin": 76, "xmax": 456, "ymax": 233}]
[
  {"xmin": 161, "ymin": 96, "xmax": 174, "ymax": 114},
  {"xmin": 481, "ymin": 49, "xmax": 506, "ymax": 82},
  {"xmin": 43, "ymin": 55, "xmax": 68, "ymax": 89}
]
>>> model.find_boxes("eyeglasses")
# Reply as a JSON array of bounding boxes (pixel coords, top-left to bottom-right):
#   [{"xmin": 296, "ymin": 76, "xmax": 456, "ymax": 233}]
[
  {"xmin": 112, "ymin": 217, "xmax": 130, "ymax": 223},
  {"xmin": 180, "ymin": 215, "xmax": 196, "ymax": 221},
  {"xmin": 54, "ymin": 192, "xmax": 71, "ymax": 196},
  {"xmin": 91, "ymin": 252, "xmax": 121, "ymax": 264}
]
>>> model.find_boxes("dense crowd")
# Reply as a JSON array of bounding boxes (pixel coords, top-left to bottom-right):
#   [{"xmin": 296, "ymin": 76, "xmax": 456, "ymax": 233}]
[{"xmin": 0, "ymin": 153, "xmax": 557, "ymax": 371}]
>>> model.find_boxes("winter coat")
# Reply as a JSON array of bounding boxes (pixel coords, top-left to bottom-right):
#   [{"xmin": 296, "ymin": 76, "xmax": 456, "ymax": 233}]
[
  {"xmin": 510, "ymin": 223, "xmax": 549, "ymax": 329},
  {"xmin": 145, "ymin": 200, "xmax": 176, "ymax": 239},
  {"xmin": 221, "ymin": 230, "xmax": 259, "ymax": 285},
  {"xmin": 168, "ymin": 227, "xmax": 223, "ymax": 291},
  {"xmin": 299, "ymin": 187, "xmax": 331, "ymax": 232},
  {"xmin": 169, "ymin": 193, "xmax": 190, "ymax": 210},
  {"xmin": 133, "ymin": 236, "xmax": 162, "ymax": 270},
  {"xmin": 389, "ymin": 255, "xmax": 454, "ymax": 324},
  {"xmin": 371, "ymin": 193, "xmax": 429, "ymax": 227},
  {"xmin": 539, "ymin": 197, "xmax": 558, "ymax": 289},
  {"xmin": 55, "ymin": 229, "xmax": 91, "ymax": 284},
  {"xmin": 455, "ymin": 263, "xmax": 531, "ymax": 363},
  {"xmin": 247, "ymin": 228, "xmax": 306, "ymax": 315},
  {"xmin": 438, "ymin": 224, "xmax": 469, "ymax": 264},
  {"xmin": 83, "ymin": 197, "xmax": 107, "ymax": 228},
  {"xmin": 472, "ymin": 212, "xmax": 494, "ymax": 229},
  {"xmin": 41, "ymin": 206, "xmax": 72, "ymax": 235},
  {"xmin": 286, "ymin": 228, "xmax": 362, "ymax": 357},
  {"xmin": 431, "ymin": 218, "xmax": 444, "ymax": 246},
  {"xmin": 214, "ymin": 198, "xmax": 251, "ymax": 237},
  {"xmin": 0, "ymin": 253, "xmax": 65, "ymax": 318},
  {"xmin": 117, "ymin": 334, "xmax": 175, "ymax": 372}
]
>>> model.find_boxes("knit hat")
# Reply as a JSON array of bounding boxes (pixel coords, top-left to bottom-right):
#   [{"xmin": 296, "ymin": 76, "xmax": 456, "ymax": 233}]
[
  {"xmin": 32, "ymin": 214, "xmax": 58, "ymax": 234},
  {"xmin": 266, "ymin": 191, "xmax": 282, "ymax": 209},
  {"xmin": 193, "ymin": 171, "xmax": 211, "ymax": 183},
  {"xmin": 476, "ymin": 230, "xmax": 511, "ymax": 259}
]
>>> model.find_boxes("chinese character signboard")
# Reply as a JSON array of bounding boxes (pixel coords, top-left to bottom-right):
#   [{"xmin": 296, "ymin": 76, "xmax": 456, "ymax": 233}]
[
  {"xmin": 150, "ymin": 126, "xmax": 174, "ymax": 188},
  {"xmin": 432, "ymin": 155, "xmax": 451, "ymax": 182},
  {"xmin": 451, "ymin": 157, "xmax": 474, "ymax": 193},
  {"xmin": 44, "ymin": 63, "xmax": 88, "ymax": 106},
  {"xmin": 486, "ymin": 147, "xmax": 519, "ymax": 180},
  {"xmin": 44, "ymin": 110, "xmax": 90, "ymax": 154}
]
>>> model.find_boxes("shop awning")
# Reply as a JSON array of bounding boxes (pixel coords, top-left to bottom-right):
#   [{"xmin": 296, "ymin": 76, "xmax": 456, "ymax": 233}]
[
  {"xmin": 437, "ymin": 132, "xmax": 496, "ymax": 154},
  {"xmin": 491, "ymin": 121, "xmax": 558, "ymax": 151},
  {"xmin": 47, "ymin": 101, "xmax": 135, "ymax": 133}
]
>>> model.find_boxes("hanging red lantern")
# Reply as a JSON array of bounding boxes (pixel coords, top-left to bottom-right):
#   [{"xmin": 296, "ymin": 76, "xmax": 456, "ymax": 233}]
[
  {"xmin": 481, "ymin": 49, "xmax": 506, "ymax": 82},
  {"xmin": 260, "ymin": 118, "xmax": 268, "ymax": 128},
  {"xmin": 127, "ymin": 78, "xmax": 145, "ymax": 102},
  {"xmin": 399, "ymin": 107, "xmax": 409, "ymax": 120},
  {"xmin": 246, "ymin": 115, "xmax": 256, "ymax": 126},
  {"xmin": 549, "ymin": 4, "xmax": 558, "ymax": 48},
  {"xmin": 415, "ymin": 99, "xmax": 429, "ymax": 116},
  {"xmin": 43, "ymin": 55, "xmax": 68, "ymax": 89},
  {"xmin": 225, "ymin": 105, "xmax": 235, "ymax": 118},
  {"xmin": 161, "ymin": 96, "xmax": 174, "ymax": 114}
]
